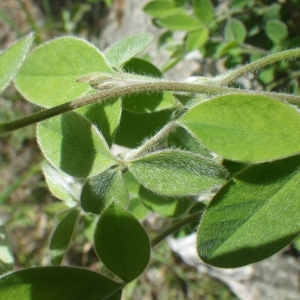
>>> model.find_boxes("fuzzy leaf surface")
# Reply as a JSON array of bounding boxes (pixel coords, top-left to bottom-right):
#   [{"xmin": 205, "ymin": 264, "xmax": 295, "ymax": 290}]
[
  {"xmin": 128, "ymin": 150, "xmax": 227, "ymax": 196},
  {"xmin": 37, "ymin": 112, "xmax": 116, "ymax": 178},
  {"xmin": 50, "ymin": 207, "xmax": 80, "ymax": 265},
  {"xmin": 94, "ymin": 203, "xmax": 150, "ymax": 282},
  {"xmin": 178, "ymin": 94, "xmax": 300, "ymax": 162},
  {"xmin": 77, "ymin": 97, "xmax": 122, "ymax": 147},
  {"xmin": 0, "ymin": 266, "xmax": 122, "ymax": 299},
  {"xmin": 0, "ymin": 33, "xmax": 33, "ymax": 93},
  {"xmin": 15, "ymin": 37, "xmax": 113, "ymax": 107},
  {"xmin": 197, "ymin": 155, "xmax": 300, "ymax": 268},
  {"xmin": 104, "ymin": 33, "xmax": 153, "ymax": 68},
  {"xmin": 81, "ymin": 168, "xmax": 128, "ymax": 215}
]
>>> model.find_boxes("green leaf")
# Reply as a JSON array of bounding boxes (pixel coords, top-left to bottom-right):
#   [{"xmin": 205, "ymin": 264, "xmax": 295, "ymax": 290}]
[
  {"xmin": 81, "ymin": 168, "xmax": 128, "ymax": 215},
  {"xmin": 143, "ymin": 1, "xmax": 185, "ymax": 18},
  {"xmin": 104, "ymin": 33, "xmax": 153, "ymax": 68},
  {"xmin": 167, "ymin": 125, "xmax": 213, "ymax": 158},
  {"xmin": 224, "ymin": 18, "xmax": 247, "ymax": 43},
  {"xmin": 0, "ymin": 266, "xmax": 122, "ymax": 299},
  {"xmin": 138, "ymin": 185, "xmax": 191, "ymax": 218},
  {"xmin": 128, "ymin": 149, "xmax": 227, "ymax": 196},
  {"xmin": 49, "ymin": 207, "xmax": 80, "ymax": 265},
  {"xmin": 42, "ymin": 162, "xmax": 79, "ymax": 202},
  {"xmin": 186, "ymin": 28, "xmax": 209, "ymax": 52},
  {"xmin": 0, "ymin": 33, "xmax": 33, "ymax": 93},
  {"xmin": 37, "ymin": 112, "xmax": 117, "ymax": 178},
  {"xmin": 178, "ymin": 94, "xmax": 300, "ymax": 163},
  {"xmin": 128, "ymin": 197, "xmax": 149, "ymax": 221},
  {"xmin": 193, "ymin": 0, "xmax": 214, "ymax": 25},
  {"xmin": 159, "ymin": 15, "xmax": 204, "ymax": 31},
  {"xmin": 122, "ymin": 58, "xmax": 175, "ymax": 113},
  {"xmin": 197, "ymin": 155, "xmax": 300, "ymax": 268},
  {"xmin": 0, "ymin": 225, "xmax": 14, "ymax": 275},
  {"xmin": 265, "ymin": 20, "xmax": 288, "ymax": 43},
  {"xmin": 15, "ymin": 37, "xmax": 113, "ymax": 107},
  {"xmin": 77, "ymin": 97, "xmax": 122, "ymax": 147},
  {"xmin": 94, "ymin": 203, "xmax": 150, "ymax": 282},
  {"xmin": 115, "ymin": 109, "xmax": 174, "ymax": 148},
  {"xmin": 123, "ymin": 171, "xmax": 141, "ymax": 197}
]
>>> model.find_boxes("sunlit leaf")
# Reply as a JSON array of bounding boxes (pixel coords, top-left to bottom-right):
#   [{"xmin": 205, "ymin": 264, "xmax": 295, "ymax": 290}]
[
  {"xmin": 198, "ymin": 155, "xmax": 300, "ymax": 267},
  {"xmin": 0, "ymin": 33, "xmax": 33, "ymax": 93},
  {"xmin": 15, "ymin": 37, "xmax": 113, "ymax": 107},
  {"xmin": 159, "ymin": 15, "xmax": 204, "ymax": 31},
  {"xmin": 178, "ymin": 94, "xmax": 300, "ymax": 162},
  {"xmin": 0, "ymin": 225, "xmax": 14, "ymax": 275},
  {"xmin": 37, "ymin": 112, "xmax": 117, "ymax": 178},
  {"xmin": 143, "ymin": 1, "xmax": 185, "ymax": 18},
  {"xmin": 104, "ymin": 33, "xmax": 153, "ymax": 68},
  {"xmin": 193, "ymin": 0, "xmax": 214, "ymax": 25},
  {"xmin": 94, "ymin": 203, "xmax": 150, "ymax": 282},
  {"xmin": 128, "ymin": 149, "xmax": 227, "ymax": 196},
  {"xmin": 224, "ymin": 18, "xmax": 247, "ymax": 43}
]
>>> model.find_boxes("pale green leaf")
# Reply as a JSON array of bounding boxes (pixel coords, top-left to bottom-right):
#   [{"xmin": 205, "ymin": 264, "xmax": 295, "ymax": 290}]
[
  {"xmin": 42, "ymin": 162, "xmax": 80, "ymax": 203},
  {"xmin": 37, "ymin": 112, "xmax": 117, "ymax": 178},
  {"xmin": 81, "ymin": 168, "xmax": 128, "ymax": 215},
  {"xmin": 159, "ymin": 15, "xmax": 204, "ymax": 31},
  {"xmin": 178, "ymin": 94, "xmax": 300, "ymax": 162},
  {"xmin": 15, "ymin": 37, "xmax": 113, "ymax": 107},
  {"xmin": 0, "ymin": 225, "xmax": 14, "ymax": 275},
  {"xmin": 0, "ymin": 266, "xmax": 122, "ymax": 299},
  {"xmin": 186, "ymin": 28, "xmax": 209, "ymax": 52},
  {"xmin": 0, "ymin": 33, "xmax": 33, "ymax": 93},
  {"xmin": 50, "ymin": 207, "xmax": 80, "ymax": 265},
  {"xmin": 143, "ymin": 1, "xmax": 185, "ymax": 18},
  {"xmin": 198, "ymin": 155, "xmax": 300, "ymax": 267},
  {"xmin": 94, "ymin": 203, "xmax": 150, "ymax": 282},
  {"xmin": 104, "ymin": 33, "xmax": 153, "ymax": 68},
  {"xmin": 266, "ymin": 20, "xmax": 288, "ymax": 43},
  {"xmin": 193, "ymin": 0, "xmax": 214, "ymax": 25},
  {"xmin": 224, "ymin": 18, "xmax": 247, "ymax": 43},
  {"xmin": 128, "ymin": 149, "xmax": 227, "ymax": 196}
]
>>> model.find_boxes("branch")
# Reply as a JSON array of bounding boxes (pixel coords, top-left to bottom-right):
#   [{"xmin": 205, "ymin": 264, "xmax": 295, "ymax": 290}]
[{"xmin": 1, "ymin": 81, "xmax": 300, "ymax": 135}]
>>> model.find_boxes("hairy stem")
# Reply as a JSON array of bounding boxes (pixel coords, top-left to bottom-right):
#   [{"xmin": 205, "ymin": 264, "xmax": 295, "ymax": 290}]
[
  {"xmin": 151, "ymin": 211, "xmax": 202, "ymax": 247},
  {"xmin": 217, "ymin": 48, "xmax": 300, "ymax": 86},
  {"xmin": 1, "ymin": 81, "xmax": 300, "ymax": 135}
]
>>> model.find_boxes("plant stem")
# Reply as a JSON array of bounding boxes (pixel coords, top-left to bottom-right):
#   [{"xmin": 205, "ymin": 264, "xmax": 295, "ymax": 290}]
[
  {"xmin": 1, "ymin": 81, "xmax": 300, "ymax": 136},
  {"xmin": 217, "ymin": 48, "xmax": 300, "ymax": 86},
  {"xmin": 151, "ymin": 211, "xmax": 202, "ymax": 247}
]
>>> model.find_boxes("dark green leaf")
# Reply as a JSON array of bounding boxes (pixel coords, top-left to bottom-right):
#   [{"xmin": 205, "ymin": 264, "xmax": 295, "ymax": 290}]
[
  {"xmin": 122, "ymin": 58, "xmax": 175, "ymax": 113},
  {"xmin": 115, "ymin": 109, "xmax": 174, "ymax": 148},
  {"xmin": 50, "ymin": 207, "xmax": 80, "ymax": 265},
  {"xmin": 94, "ymin": 203, "xmax": 150, "ymax": 282},
  {"xmin": 139, "ymin": 185, "xmax": 191, "ymax": 218},
  {"xmin": 81, "ymin": 168, "xmax": 128, "ymax": 215},
  {"xmin": 178, "ymin": 94, "xmax": 300, "ymax": 162},
  {"xmin": 128, "ymin": 149, "xmax": 227, "ymax": 196},
  {"xmin": 198, "ymin": 155, "xmax": 300, "ymax": 268},
  {"xmin": 0, "ymin": 266, "xmax": 122, "ymax": 299}
]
